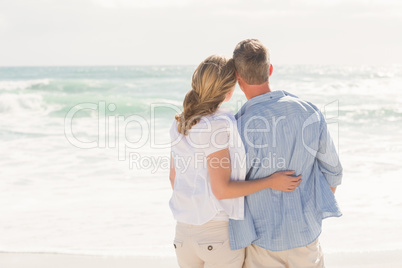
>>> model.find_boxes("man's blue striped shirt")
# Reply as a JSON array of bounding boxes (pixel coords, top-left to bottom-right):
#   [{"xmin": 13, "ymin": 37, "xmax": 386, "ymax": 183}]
[{"xmin": 228, "ymin": 90, "xmax": 343, "ymax": 251}]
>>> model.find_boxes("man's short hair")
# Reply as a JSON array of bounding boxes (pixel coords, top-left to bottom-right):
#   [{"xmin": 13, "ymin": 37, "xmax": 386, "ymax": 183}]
[{"xmin": 233, "ymin": 39, "xmax": 270, "ymax": 85}]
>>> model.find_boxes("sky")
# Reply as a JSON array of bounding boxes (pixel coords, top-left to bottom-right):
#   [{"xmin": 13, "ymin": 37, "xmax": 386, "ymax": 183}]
[{"xmin": 0, "ymin": 0, "xmax": 401, "ymax": 66}]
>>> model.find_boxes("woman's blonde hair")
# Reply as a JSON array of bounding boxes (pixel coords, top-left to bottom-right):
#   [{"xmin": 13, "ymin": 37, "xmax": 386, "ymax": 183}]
[{"xmin": 175, "ymin": 55, "xmax": 236, "ymax": 135}]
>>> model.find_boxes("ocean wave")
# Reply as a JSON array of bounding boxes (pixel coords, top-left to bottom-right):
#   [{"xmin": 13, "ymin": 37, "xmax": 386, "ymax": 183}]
[
  {"xmin": 0, "ymin": 93, "xmax": 61, "ymax": 115},
  {"xmin": 339, "ymin": 105, "xmax": 402, "ymax": 125},
  {"xmin": 273, "ymin": 64, "xmax": 402, "ymax": 80},
  {"xmin": 0, "ymin": 79, "xmax": 51, "ymax": 91}
]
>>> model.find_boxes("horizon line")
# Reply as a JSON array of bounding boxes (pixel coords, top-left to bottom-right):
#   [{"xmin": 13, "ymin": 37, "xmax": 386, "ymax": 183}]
[{"xmin": 1, "ymin": 63, "xmax": 400, "ymax": 68}]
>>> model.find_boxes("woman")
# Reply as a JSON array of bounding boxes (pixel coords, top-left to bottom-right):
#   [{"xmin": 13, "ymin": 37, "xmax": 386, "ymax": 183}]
[{"xmin": 169, "ymin": 55, "xmax": 301, "ymax": 268}]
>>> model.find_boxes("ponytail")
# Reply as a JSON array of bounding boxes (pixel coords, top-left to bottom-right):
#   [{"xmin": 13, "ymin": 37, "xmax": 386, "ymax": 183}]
[{"xmin": 175, "ymin": 56, "xmax": 236, "ymax": 135}]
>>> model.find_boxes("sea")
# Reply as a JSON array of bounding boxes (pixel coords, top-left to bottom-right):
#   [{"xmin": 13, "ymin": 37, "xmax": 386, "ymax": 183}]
[{"xmin": 1, "ymin": 65, "xmax": 402, "ymax": 257}]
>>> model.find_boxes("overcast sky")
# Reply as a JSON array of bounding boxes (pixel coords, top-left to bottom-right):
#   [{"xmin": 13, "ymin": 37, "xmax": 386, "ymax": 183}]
[{"xmin": 0, "ymin": 0, "xmax": 401, "ymax": 66}]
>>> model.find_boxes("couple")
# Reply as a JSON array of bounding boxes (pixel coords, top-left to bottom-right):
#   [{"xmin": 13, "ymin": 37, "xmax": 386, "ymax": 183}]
[{"xmin": 169, "ymin": 39, "xmax": 342, "ymax": 268}]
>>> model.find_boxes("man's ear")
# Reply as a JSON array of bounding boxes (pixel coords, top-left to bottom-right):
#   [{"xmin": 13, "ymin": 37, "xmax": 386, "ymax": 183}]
[
  {"xmin": 236, "ymin": 71, "xmax": 245, "ymax": 84},
  {"xmin": 235, "ymin": 70, "xmax": 241, "ymax": 81},
  {"xmin": 269, "ymin": 64, "xmax": 273, "ymax": 77}
]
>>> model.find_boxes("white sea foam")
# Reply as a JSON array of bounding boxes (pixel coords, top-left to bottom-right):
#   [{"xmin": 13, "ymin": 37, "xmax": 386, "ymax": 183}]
[
  {"xmin": 0, "ymin": 79, "xmax": 51, "ymax": 91},
  {"xmin": 0, "ymin": 93, "xmax": 47, "ymax": 113}
]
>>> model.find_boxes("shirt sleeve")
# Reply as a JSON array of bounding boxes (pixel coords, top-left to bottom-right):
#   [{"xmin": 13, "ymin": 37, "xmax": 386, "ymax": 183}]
[
  {"xmin": 317, "ymin": 114, "xmax": 343, "ymax": 187},
  {"xmin": 170, "ymin": 119, "xmax": 182, "ymax": 154},
  {"xmin": 170, "ymin": 119, "xmax": 179, "ymax": 142},
  {"xmin": 192, "ymin": 118, "xmax": 230, "ymax": 156}
]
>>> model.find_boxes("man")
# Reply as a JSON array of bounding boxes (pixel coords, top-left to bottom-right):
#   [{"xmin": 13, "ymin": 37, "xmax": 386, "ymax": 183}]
[{"xmin": 229, "ymin": 39, "xmax": 343, "ymax": 268}]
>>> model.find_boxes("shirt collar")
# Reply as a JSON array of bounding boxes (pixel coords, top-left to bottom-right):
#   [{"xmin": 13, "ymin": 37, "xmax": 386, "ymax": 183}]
[{"xmin": 236, "ymin": 90, "xmax": 287, "ymax": 119}]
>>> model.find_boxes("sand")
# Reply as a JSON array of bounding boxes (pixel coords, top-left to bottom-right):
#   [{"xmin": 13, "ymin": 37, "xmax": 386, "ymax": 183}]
[
  {"xmin": 0, "ymin": 253, "xmax": 178, "ymax": 268},
  {"xmin": 1, "ymin": 251, "xmax": 401, "ymax": 268}
]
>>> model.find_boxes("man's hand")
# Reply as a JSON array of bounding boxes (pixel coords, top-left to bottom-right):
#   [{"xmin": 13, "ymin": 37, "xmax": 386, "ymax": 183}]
[{"xmin": 267, "ymin": 171, "xmax": 302, "ymax": 192}]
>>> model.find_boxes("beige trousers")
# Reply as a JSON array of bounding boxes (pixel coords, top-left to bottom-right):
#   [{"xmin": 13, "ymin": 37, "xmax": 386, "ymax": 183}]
[
  {"xmin": 174, "ymin": 220, "xmax": 245, "ymax": 268},
  {"xmin": 243, "ymin": 239, "xmax": 325, "ymax": 268}
]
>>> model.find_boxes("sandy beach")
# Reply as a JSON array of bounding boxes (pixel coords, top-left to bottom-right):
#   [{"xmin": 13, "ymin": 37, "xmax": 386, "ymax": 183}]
[
  {"xmin": 1, "ymin": 251, "xmax": 401, "ymax": 268},
  {"xmin": 0, "ymin": 253, "xmax": 178, "ymax": 268}
]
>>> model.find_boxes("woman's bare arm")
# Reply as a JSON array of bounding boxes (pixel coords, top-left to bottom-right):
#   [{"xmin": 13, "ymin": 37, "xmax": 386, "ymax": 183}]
[
  {"xmin": 169, "ymin": 152, "xmax": 176, "ymax": 190},
  {"xmin": 208, "ymin": 148, "xmax": 301, "ymax": 200}
]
